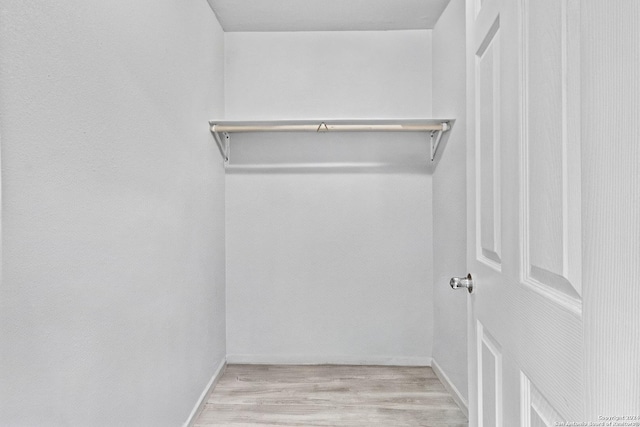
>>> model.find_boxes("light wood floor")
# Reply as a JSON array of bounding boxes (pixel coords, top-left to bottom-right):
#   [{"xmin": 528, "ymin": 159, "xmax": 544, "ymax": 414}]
[{"xmin": 194, "ymin": 364, "xmax": 468, "ymax": 427}]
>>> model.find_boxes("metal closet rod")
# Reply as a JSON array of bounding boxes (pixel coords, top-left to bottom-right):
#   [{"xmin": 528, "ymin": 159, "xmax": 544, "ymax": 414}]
[{"xmin": 211, "ymin": 122, "xmax": 447, "ymax": 133}]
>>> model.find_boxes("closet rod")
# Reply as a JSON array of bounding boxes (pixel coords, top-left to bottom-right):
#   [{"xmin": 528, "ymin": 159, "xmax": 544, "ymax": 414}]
[{"xmin": 211, "ymin": 123, "xmax": 446, "ymax": 133}]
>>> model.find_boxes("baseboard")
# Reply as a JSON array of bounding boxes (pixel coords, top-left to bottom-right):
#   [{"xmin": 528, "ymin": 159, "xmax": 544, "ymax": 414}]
[
  {"xmin": 183, "ymin": 357, "xmax": 227, "ymax": 427},
  {"xmin": 226, "ymin": 353, "xmax": 432, "ymax": 366},
  {"xmin": 431, "ymin": 358, "xmax": 469, "ymax": 419}
]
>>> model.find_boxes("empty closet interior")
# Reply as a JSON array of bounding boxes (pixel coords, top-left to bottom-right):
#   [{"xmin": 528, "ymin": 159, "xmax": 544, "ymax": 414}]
[{"xmin": 217, "ymin": 0, "xmax": 467, "ymax": 401}]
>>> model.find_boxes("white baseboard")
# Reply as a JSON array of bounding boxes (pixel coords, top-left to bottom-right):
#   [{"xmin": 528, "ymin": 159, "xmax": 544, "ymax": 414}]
[
  {"xmin": 226, "ymin": 353, "xmax": 432, "ymax": 366},
  {"xmin": 183, "ymin": 357, "xmax": 227, "ymax": 427},
  {"xmin": 431, "ymin": 358, "xmax": 468, "ymax": 419}
]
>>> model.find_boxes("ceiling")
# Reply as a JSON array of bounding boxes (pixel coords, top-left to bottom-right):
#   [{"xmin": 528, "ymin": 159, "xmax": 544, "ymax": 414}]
[{"xmin": 206, "ymin": 0, "xmax": 452, "ymax": 32}]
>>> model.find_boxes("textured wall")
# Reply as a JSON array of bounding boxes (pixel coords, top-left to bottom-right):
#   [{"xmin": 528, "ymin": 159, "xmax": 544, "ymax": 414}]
[
  {"xmin": 582, "ymin": 1, "xmax": 640, "ymax": 417},
  {"xmin": 224, "ymin": 31, "xmax": 434, "ymax": 364},
  {"xmin": 431, "ymin": 0, "xmax": 468, "ymax": 406},
  {"xmin": 226, "ymin": 172, "xmax": 433, "ymax": 364},
  {"xmin": 0, "ymin": 1, "xmax": 226, "ymax": 425},
  {"xmin": 224, "ymin": 30, "xmax": 432, "ymax": 119}
]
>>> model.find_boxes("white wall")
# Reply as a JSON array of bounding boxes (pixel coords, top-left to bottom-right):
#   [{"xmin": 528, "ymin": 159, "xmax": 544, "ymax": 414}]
[
  {"xmin": 225, "ymin": 31, "xmax": 434, "ymax": 364},
  {"xmin": 227, "ymin": 173, "xmax": 432, "ymax": 364},
  {"xmin": 431, "ymin": 0, "xmax": 468, "ymax": 406},
  {"xmin": 0, "ymin": 1, "xmax": 226, "ymax": 426},
  {"xmin": 582, "ymin": 1, "xmax": 640, "ymax": 416},
  {"xmin": 225, "ymin": 31, "xmax": 432, "ymax": 119}
]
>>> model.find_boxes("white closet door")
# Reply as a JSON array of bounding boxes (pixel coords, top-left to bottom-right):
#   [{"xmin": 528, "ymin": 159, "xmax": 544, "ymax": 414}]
[{"xmin": 465, "ymin": 0, "xmax": 583, "ymax": 424}]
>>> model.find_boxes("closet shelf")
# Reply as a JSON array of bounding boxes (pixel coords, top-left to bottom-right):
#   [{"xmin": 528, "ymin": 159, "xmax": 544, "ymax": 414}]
[{"xmin": 208, "ymin": 119, "xmax": 453, "ymax": 166}]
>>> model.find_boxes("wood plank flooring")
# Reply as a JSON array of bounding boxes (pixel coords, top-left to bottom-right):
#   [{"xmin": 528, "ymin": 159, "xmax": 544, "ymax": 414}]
[{"xmin": 194, "ymin": 365, "xmax": 468, "ymax": 426}]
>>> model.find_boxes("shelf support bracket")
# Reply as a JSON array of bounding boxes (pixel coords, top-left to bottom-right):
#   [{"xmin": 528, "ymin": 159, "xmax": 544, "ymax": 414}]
[
  {"xmin": 224, "ymin": 132, "xmax": 230, "ymax": 165},
  {"xmin": 210, "ymin": 123, "xmax": 230, "ymax": 165},
  {"xmin": 430, "ymin": 122, "xmax": 450, "ymax": 161}
]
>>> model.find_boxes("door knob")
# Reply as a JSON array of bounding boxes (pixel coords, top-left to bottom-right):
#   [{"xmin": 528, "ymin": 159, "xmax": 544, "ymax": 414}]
[{"xmin": 450, "ymin": 274, "xmax": 473, "ymax": 293}]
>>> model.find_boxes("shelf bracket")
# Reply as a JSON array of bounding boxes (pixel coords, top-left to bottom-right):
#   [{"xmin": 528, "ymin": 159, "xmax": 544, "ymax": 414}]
[
  {"xmin": 430, "ymin": 122, "xmax": 450, "ymax": 161},
  {"xmin": 210, "ymin": 124, "xmax": 230, "ymax": 164}
]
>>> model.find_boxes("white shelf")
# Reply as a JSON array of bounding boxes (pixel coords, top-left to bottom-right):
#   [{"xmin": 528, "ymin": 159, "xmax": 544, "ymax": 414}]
[{"xmin": 208, "ymin": 118, "xmax": 453, "ymax": 166}]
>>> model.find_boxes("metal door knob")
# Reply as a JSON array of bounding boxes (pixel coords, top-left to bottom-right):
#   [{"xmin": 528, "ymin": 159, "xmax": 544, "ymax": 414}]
[{"xmin": 450, "ymin": 274, "xmax": 473, "ymax": 293}]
